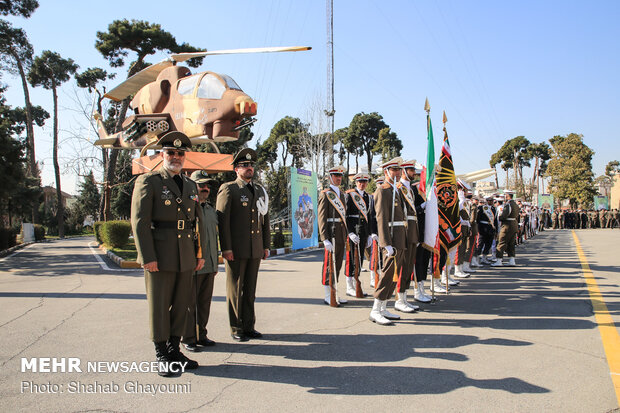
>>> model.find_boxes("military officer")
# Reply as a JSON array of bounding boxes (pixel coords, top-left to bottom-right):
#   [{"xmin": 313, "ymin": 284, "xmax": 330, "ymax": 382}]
[
  {"xmin": 319, "ymin": 165, "xmax": 348, "ymax": 305},
  {"xmin": 345, "ymin": 172, "xmax": 377, "ymax": 298},
  {"xmin": 216, "ymin": 148, "xmax": 270, "ymax": 342},
  {"xmin": 465, "ymin": 194, "xmax": 480, "ymax": 270},
  {"xmin": 492, "ymin": 190, "xmax": 520, "ymax": 267},
  {"xmin": 475, "ymin": 196, "xmax": 495, "ymax": 264},
  {"xmin": 394, "ymin": 159, "xmax": 420, "ymax": 312},
  {"xmin": 182, "ymin": 170, "xmax": 219, "ymax": 352},
  {"xmin": 368, "ymin": 176, "xmax": 384, "ymax": 288},
  {"xmin": 131, "ymin": 132, "xmax": 205, "ymax": 377},
  {"xmin": 369, "ymin": 157, "xmax": 407, "ymax": 325}
]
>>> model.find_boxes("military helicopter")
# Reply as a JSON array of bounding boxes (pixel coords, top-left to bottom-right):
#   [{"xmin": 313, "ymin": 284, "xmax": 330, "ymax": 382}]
[{"xmin": 94, "ymin": 46, "xmax": 311, "ymax": 154}]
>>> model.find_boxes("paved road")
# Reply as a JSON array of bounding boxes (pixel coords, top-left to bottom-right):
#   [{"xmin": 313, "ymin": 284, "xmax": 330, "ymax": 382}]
[{"xmin": 0, "ymin": 230, "xmax": 618, "ymax": 412}]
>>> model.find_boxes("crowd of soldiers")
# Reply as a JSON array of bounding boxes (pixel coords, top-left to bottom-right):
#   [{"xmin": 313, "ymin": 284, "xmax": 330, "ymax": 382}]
[
  {"xmin": 129, "ymin": 135, "xmax": 616, "ymax": 376},
  {"xmin": 317, "ymin": 157, "xmax": 525, "ymax": 325},
  {"xmin": 550, "ymin": 209, "xmax": 619, "ymax": 229}
]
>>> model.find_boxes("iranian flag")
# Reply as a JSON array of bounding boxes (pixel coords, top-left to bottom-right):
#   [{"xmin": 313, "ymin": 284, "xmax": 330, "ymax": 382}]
[{"xmin": 422, "ymin": 114, "xmax": 439, "ymax": 254}]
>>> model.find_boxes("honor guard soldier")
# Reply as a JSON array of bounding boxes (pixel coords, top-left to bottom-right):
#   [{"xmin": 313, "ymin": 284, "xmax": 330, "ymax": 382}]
[
  {"xmin": 465, "ymin": 194, "xmax": 480, "ymax": 271},
  {"xmin": 394, "ymin": 159, "xmax": 420, "ymax": 312},
  {"xmin": 476, "ymin": 196, "xmax": 496, "ymax": 264},
  {"xmin": 369, "ymin": 157, "xmax": 407, "ymax": 325},
  {"xmin": 216, "ymin": 148, "xmax": 270, "ymax": 342},
  {"xmin": 492, "ymin": 190, "xmax": 520, "ymax": 267},
  {"xmin": 409, "ymin": 166, "xmax": 432, "ymax": 302},
  {"xmin": 182, "ymin": 170, "xmax": 219, "ymax": 352},
  {"xmin": 131, "ymin": 132, "xmax": 205, "ymax": 377},
  {"xmin": 319, "ymin": 165, "xmax": 348, "ymax": 305},
  {"xmin": 344, "ymin": 172, "xmax": 377, "ymax": 298},
  {"xmin": 368, "ymin": 176, "xmax": 384, "ymax": 288}
]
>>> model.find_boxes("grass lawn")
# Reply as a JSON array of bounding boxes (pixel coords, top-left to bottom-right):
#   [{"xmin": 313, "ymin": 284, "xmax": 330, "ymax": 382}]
[{"xmin": 109, "ymin": 240, "xmax": 137, "ymax": 261}]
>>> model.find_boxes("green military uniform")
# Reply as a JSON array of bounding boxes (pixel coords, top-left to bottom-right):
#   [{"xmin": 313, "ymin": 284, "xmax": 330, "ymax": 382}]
[
  {"xmin": 131, "ymin": 132, "xmax": 205, "ymax": 376},
  {"xmin": 183, "ymin": 171, "xmax": 219, "ymax": 349},
  {"xmin": 216, "ymin": 149, "xmax": 270, "ymax": 339},
  {"xmin": 496, "ymin": 198, "xmax": 520, "ymax": 259}
]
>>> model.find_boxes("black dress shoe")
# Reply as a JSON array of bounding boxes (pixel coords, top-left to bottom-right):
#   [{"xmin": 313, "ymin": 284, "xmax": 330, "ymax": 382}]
[
  {"xmin": 182, "ymin": 342, "xmax": 200, "ymax": 352},
  {"xmin": 197, "ymin": 337, "xmax": 216, "ymax": 347},
  {"xmin": 231, "ymin": 333, "xmax": 249, "ymax": 342},
  {"xmin": 244, "ymin": 330, "xmax": 262, "ymax": 339}
]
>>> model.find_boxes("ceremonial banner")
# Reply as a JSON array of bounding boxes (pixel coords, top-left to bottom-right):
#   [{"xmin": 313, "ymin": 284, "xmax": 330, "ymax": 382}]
[
  {"xmin": 594, "ymin": 196, "xmax": 609, "ymax": 210},
  {"xmin": 290, "ymin": 167, "xmax": 319, "ymax": 249},
  {"xmin": 435, "ymin": 123, "xmax": 462, "ymax": 251},
  {"xmin": 422, "ymin": 116, "xmax": 439, "ymax": 253},
  {"xmin": 537, "ymin": 194, "xmax": 554, "ymax": 209}
]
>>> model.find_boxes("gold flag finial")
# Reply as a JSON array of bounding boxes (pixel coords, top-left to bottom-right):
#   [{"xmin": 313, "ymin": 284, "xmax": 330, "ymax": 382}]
[
  {"xmin": 424, "ymin": 98, "xmax": 430, "ymax": 113},
  {"xmin": 443, "ymin": 111, "xmax": 447, "ymax": 124}
]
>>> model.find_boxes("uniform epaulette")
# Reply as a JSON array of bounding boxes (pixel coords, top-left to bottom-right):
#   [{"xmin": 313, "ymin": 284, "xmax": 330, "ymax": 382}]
[
  {"xmin": 321, "ymin": 188, "xmax": 331, "ymax": 193},
  {"xmin": 345, "ymin": 189, "xmax": 355, "ymax": 193}
]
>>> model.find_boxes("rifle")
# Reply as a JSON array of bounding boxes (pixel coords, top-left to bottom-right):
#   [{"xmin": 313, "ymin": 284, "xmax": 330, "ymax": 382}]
[
  {"xmin": 370, "ymin": 237, "xmax": 379, "ymax": 288},
  {"xmin": 354, "ymin": 241, "xmax": 364, "ymax": 298}
]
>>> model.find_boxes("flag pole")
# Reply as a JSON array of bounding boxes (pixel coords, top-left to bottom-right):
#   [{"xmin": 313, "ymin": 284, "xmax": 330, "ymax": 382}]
[
  {"xmin": 443, "ymin": 111, "xmax": 450, "ymax": 295},
  {"xmin": 425, "ymin": 98, "xmax": 436, "ymax": 304}
]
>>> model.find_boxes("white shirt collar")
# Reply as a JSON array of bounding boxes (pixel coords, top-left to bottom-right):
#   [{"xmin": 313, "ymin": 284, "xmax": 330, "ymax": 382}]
[
  {"xmin": 330, "ymin": 184, "xmax": 340, "ymax": 197},
  {"xmin": 400, "ymin": 178, "xmax": 411, "ymax": 189}
]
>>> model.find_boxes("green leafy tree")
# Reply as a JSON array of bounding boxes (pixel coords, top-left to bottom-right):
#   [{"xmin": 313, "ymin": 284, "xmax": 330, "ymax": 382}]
[
  {"xmin": 28, "ymin": 51, "xmax": 79, "ymax": 238},
  {"xmin": 95, "ymin": 19, "xmax": 204, "ymax": 220},
  {"xmin": 0, "ymin": 20, "xmax": 36, "ymax": 177},
  {"xmin": 110, "ymin": 150, "xmax": 135, "ymax": 220},
  {"xmin": 0, "ymin": 0, "xmax": 39, "ymax": 17},
  {"xmin": 526, "ymin": 142, "xmax": 551, "ymax": 197},
  {"xmin": 547, "ymin": 133, "xmax": 596, "ymax": 208},
  {"xmin": 263, "ymin": 116, "xmax": 306, "ymax": 169},
  {"xmin": 77, "ymin": 170, "xmax": 100, "ymax": 220},
  {"xmin": 348, "ymin": 112, "xmax": 388, "ymax": 175},
  {"xmin": 332, "ymin": 127, "xmax": 348, "ymax": 166},
  {"xmin": 605, "ymin": 160, "xmax": 619, "ymax": 177},
  {"xmin": 374, "ymin": 127, "xmax": 402, "ymax": 162}
]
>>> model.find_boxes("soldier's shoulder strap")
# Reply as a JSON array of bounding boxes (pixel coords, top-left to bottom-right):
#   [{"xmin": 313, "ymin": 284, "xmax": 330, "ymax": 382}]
[
  {"xmin": 347, "ymin": 190, "xmax": 368, "ymax": 221},
  {"xmin": 345, "ymin": 189, "xmax": 355, "ymax": 194}
]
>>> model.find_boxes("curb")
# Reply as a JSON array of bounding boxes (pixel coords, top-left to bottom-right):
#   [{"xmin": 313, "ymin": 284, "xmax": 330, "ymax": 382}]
[
  {"xmin": 0, "ymin": 241, "xmax": 35, "ymax": 258},
  {"xmin": 97, "ymin": 244, "xmax": 141, "ymax": 269}
]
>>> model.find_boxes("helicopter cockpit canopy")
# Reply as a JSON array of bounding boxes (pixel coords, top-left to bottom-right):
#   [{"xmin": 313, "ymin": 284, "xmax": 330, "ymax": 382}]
[{"xmin": 177, "ymin": 72, "xmax": 243, "ymax": 100}]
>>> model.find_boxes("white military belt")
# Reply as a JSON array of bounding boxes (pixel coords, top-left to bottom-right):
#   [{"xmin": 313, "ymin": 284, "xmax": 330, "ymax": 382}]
[
  {"xmin": 506, "ymin": 218, "xmax": 516, "ymax": 221},
  {"xmin": 347, "ymin": 214, "xmax": 360, "ymax": 218},
  {"xmin": 406, "ymin": 215, "xmax": 417, "ymax": 221},
  {"xmin": 327, "ymin": 218, "xmax": 342, "ymax": 222},
  {"xmin": 480, "ymin": 220, "xmax": 490, "ymax": 224},
  {"xmin": 388, "ymin": 221, "xmax": 406, "ymax": 227}
]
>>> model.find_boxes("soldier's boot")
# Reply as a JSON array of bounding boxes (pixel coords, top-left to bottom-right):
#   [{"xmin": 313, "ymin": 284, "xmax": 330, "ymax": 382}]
[
  {"xmin": 480, "ymin": 255, "xmax": 491, "ymax": 265},
  {"xmin": 470, "ymin": 256, "xmax": 480, "ymax": 267},
  {"xmin": 380, "ymin": 300, "xmax": 401, "ymax": 320},
  {"xmin": 370, "ymin": 271, "xmax": 377, "ymax": 288},
  {"xmin": 464, "ymin": 261, "xmax": 476, "ymax": 273},
  {"xmin": 490, "ymin": 252, "xmax": 498, "ymax": 262},
  {"xmin": 454, "ymin": 264, "xmax": 470, "ymax": 278},
  {"xmin": 421, "ymin": 281, "xmax": 433, "ymax": 300},
  {"xmin": 167, "ymin": 336, "xmax": 198, "ymax": 370},
  {"xmin": 154, "ymin": 341, "xmax": 176, "ymax": 377},
  {"xmin": 345, "ymin": 276, "xmax": 357, "ymax": 297},
  {"xmin": 491, "ymin": 258, "xmax": 503, "ymax": 267},
  {"xmin": 403, "ymin": 291, "xmax": 419, "ymax": 310},
  {"xmin": 507, "ymin": 257, "xmax": 516, "ymax": 267},
  {"xmin": 323, "ymin": 285, "xmax": 339, "ymax": 306},
  {"xmin": 441, "ymin": 267, "xmax": 460, "ymax": 286},
  {"xmin": 336, "ymin": 283, "xmax": 347, "ymax": 304},
  {"xmin": 394, "ymin": 292, "xmax": 416, "ymax": 313},
  {"xmin": 433, "ymin": 278, "xmax": 448, "ymax": 293},
  {"xmin": 369, "ymin": 299, "xmax": 392, "ymax": 325},
  {"xmin": 414, "ymin": 283, "xmax": 431, "ymax": 303}
]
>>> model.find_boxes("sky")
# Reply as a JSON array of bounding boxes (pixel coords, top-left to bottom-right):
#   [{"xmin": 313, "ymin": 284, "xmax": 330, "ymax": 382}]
[{"xmin": 2, "ymin": 0, "xmax": 619, "ymax": 195}]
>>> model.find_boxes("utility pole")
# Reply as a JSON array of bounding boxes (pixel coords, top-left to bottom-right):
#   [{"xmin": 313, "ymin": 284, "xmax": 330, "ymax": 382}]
[{"xmin": 325, "ymin": 0, "xmax": 335, "ymax": 169}]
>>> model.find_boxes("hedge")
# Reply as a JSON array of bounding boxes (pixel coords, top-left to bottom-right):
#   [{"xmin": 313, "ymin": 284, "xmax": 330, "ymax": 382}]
[
  {"xmin": 99, "ymin": 220, "xmax": 132, "ymax": 248},
  {"xmin": 33, "ymin": 224, "xmax": 46, "ymax": 241},
  {"xmin": 0, "ymin": 227, "xmax": 17, "ymax": 251},
  {"xmin": 93, "ymin": 221, "xmax": 104, "ymax": 244}
]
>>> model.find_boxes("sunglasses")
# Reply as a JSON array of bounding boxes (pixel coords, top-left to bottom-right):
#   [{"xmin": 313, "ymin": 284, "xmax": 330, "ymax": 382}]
[
  {"xmin": 198, "ymin": 183, "xmax": 210, "ymax": 188},
  {"xmin": 357, "ymin": 179, "xmax": 369, "ymax": 183},
  {"xmin": 237, "ymin": 162, "xmax": 254, "ymax": 167},
  {"xmin": 164, "ymin": 150, "xmax": 186, "ymax": 157}
]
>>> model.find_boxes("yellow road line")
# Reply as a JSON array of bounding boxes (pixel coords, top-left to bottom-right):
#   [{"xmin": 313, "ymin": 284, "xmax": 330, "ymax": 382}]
[{"xmin": 572, "ymin": 231, "xmax": 620, "ymax": 406}]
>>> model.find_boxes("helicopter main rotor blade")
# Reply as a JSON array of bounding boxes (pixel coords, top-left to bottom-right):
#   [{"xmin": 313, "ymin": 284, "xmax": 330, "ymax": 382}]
[
  {"xmin": 104, "ymin": 60, "xmax": 174, "ymax": 102},
  {"xmin": 170, "ymin": 46, "xmax": 311, "ymax": 62}
]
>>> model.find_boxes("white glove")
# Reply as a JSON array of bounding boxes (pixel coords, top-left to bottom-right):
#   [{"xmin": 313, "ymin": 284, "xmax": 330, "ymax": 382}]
[
  {"xmin": 420, "ymin": 201, "xmax": 427, "ymax": 209},
  {"xmin": 366, "ymin": 236, "xmax": 372, "ymax": 248},
  {"xmin": 323, "ymin": 240, "xmax": 333, "ymax": 252},
  {"xmin": 370, "ymin": 233, "xmax": 379, "ymax": 241},
  {"xmin": 348, "ymin": 233, "xmax": 360, "ymax": 244},
  {"xmin": 384, "ymin": 245, "xmax": 395, "ymax": 257}
]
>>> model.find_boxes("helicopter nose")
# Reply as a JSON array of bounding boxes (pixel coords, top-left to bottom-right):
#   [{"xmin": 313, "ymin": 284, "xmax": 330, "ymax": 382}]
[{"xmin": 235, "ymin": 96, "xmax": 257, "ymax": 116}]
